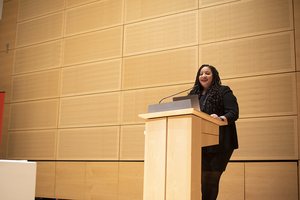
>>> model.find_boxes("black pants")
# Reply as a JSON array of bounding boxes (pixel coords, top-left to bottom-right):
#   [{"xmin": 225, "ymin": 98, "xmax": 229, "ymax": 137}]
[{"xmin": 201, "ymin": 149, "xmax": 233, "ymax": 200}]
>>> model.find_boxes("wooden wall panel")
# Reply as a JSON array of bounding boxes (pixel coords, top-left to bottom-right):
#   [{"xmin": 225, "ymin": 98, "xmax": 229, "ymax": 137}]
[
  {"xmin": 9, "ymin": 99, "xmax": 59, "ymax": 130},
  {"xmin": 61, "ymin": 59, "xmax": 121, "ymax": 97},
  {"xmin": 295, "ymin": 0, "xmax": 300, "ymax": 71},
  {"xmin": 124, "ymin": 0, "xmax": 197, "ymax": 23},
  {"xmin": 16, "ymin": 12, "xmax": 64, "ymax": 48},
  {"xmin": 122, "ymin": 47, "xmax": 198, "ymax": 90},
  {"xmin": 121, "ymin": 84, "xmax": 193, "ymax": 124},
  {"xmin": 118, "ymin": 162, "xmax": 144, "ymax": 200},
  {"xmin": 200, "ymin": 31, "xmax": 295, "ymax": 79},
  {"xmin": 18, "ymin": 0, "xmax": 65, "ymax": 21},
  {"xmin": 57, "ymin": 126, "xmax": 120, "ymax": 160},
  {"xmin": 219, "ymin": 162, "xmax": 244, "ymax": 200},
  {"xmin": 120, "ymin": 125, "xmax": 145, "ymax": 160},
  {"xmin": 0, "ymin": 0, "xmax": 18, "ymax": 51},
  {"xmin": 59, "ymin": 92, "xmax": 120, "ymax": 128},
  {"xmin": 66, "ymin": 0, "xmax": 97, "ymax": 8},
  {"xmin": 13, "ymin": 40, "xmax": 63, "ymax": 75},
  {"xmin": 7, "ymin": 130, "xmax": 57, "ymax": 159},
  {"xmin": 199, "ymin": 0, "xmax": 293, "ymax": 43},
  {"xmin": 65, "ymin": 0, "xmax": 123, "ymax": 37},
  {"xmin": 124, "ymin": 11, "xmax": 198, "ymax": 56},
  {"xmin": 0, "ymin": 51, "xmax": 14, "ymax": 103},
  {"xmin": 232, "ymin": 116, "xmax": 298, "ymax": 160},
  {"xmin": 11, "ymin": 69, "xmax": 61, "ymax": 102},
  {"xmin": 55, "ymin": 162, "xmax": 86, "ymax": 200},
  {"xmin": 0, "ymin": 105, "xmax": 10, "ymax": 159},
  {"xmin": 63, "ymin": 26, "xmax": 123, "ymax": 66},
  {"xmin": 199, "ymin": 0, "xmax": 240, "ymax": 8},
  {"xmin": 35, "ymin": 162, "xmax": 56, "ymax": 198},
  {"xmin": 223, "ymin": 73, "xmax": 297, "ymax": 118},
  {"xmin": 245, "ymin": 162, "xmax": 298, "ymax": 200},
  {"xmin": 85, "ymin": 162, "xmax": 119, "ymax": 200}
]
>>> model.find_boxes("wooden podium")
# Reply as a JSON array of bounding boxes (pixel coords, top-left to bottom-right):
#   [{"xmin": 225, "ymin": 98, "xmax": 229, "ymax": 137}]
[{"xmin": 139, "ymin": 108, "xmax": 226, "ymax": 200}]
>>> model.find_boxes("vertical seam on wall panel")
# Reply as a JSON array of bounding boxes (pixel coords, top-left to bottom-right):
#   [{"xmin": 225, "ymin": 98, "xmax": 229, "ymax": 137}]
[
  {"xmin": 118, "ymin": 125, "xmax": 121, "ymax": 161},
  {"xmin": 291, "ymin": 0, "xmax": 300, "ymax": 164},
  {"xmin": 297, "ymin": 161, "xmax": 299, "ymax": 200},
  {"xmin": 244, "ymin": 162, "xmax": 246, "ymax": 200},
  {"xmin": 121, "ymin": 0, "xmax": 125, "ymax": 92},
  {"xmin": 292, "ymin": 0, "xmax": 297, "ymax": 70},
  {"xmin": 164, "ymin": 117, "xmax": 168, "ymax": 200}
]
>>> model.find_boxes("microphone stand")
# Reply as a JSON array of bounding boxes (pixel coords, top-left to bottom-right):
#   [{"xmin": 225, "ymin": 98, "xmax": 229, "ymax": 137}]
[{"xmin": 159, "ymin": 86, "xmax": 195, "ymax": 104}]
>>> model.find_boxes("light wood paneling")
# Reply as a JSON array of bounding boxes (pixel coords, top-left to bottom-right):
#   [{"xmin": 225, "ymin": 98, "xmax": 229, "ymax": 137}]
[
  {"xmin": 118, "ymin": 162, "xmax": 144, "ymax": 200},
  {"xmin": 63, "ymin": 26, "xmax": 123, "ymax": 66},
  {"xmin": 0, "ymin": 104, "xmax": 10, "ymax": 159},
  {"xmin": 0, "ymin": 51, "xmax": 14, "ymax": 103},
  {"xmin": 124, "ymin": 11, "xmax": 198, "ymax": 56},
  {"xmin": 199, "ymin": 0, "xmax": 293, "ymax": 43},
  {"xmin": 35, "ymin": 162, "xmax": 56, "ymax": 198},
  {"xmin": 120, "ymin": 125, "xmax": 145, "ymax": 160},
  {"xmin": 245, "ymin": 162, "xmax": 298, "ymax": 200},
  {"xmin": 199, "ymin": 0, "xmax": 240, "ymax": 8},
  {"xmin": 66, "ymin": 0, "xmax": 97, "ymax": 8},
  {"xmin": 223, "ymin": 73, "xmax": 297, "ymax": 118},
  {"xmin": 0, "ymin": 0, "xmax": 18, "ymax": 51},
  {"xmin": 11, "ymin": 69, "xmax": 61, "ymax": 102},
  {"xmin": 219, "ymin": 162, "xmax": 244, "ymax": 200},
  {"xmin": 295, "ymin": 0, "xmax": 300, "ymax": 71},
  {"xmin": 59, "ymin": 92, "xmax": 120, "ymax": 128},
  {"xmin": 200, "ymin": 31, "xmax": 295, "ymax": 78},
  {"xmin": 233, "ymin": 116, "xmax": 298, "ymax": 160},
  {"xmin": 57, "ymin": 126, "xmax": 120, "ymax": 160},
  {"xmin": 121, "ymin": 84, "xmax": 193, "ymax": 124},
  {"xmin": 18, "ymin": 0, "xmax": 65, "ymax": 21},
  {"xmin": 16, "ymin": 12, "xmax": 64, "ymax": 48},
  {"xmin": 124, "ymin": 0, "xmax": 197, "ymax": 23},
  {"xmin": 9, "ymin": 99, "xmax": 59, "ymax": 130},
  {"xmin": 122, "ymin": 47, "xmax": 198, "ymax": 90},
  {"xmin": 7, "ymin": 130, "xmax": 57, "ymax": 159},
  {"xmin": 55, "ymin": 162, "xmax": 86, "ymax": 200},
  {"xmin": 65, "ymin": 0, "xmax": 123, "ymax": 37},
  {"xmin": 85, "ymin": 162, "xmax": 119, "ymax": 200},
  {"xmin": 61, "ymin": 59, "xmax": 121, "ymax": 97},
  {"xmin": 13, "ymin": 40, "xmax": 63, "ymax": 75}
]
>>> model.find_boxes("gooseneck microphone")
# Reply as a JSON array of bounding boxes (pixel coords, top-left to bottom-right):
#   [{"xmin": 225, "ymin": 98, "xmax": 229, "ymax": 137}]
[{"xmin": 159, "ymin": 85, "xmax": 197, "ymax": 104}]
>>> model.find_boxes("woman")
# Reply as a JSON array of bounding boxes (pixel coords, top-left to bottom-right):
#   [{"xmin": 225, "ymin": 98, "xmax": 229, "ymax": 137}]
[{"xmin": 189, "ymin": 64, "xmax": 239, "ymax": 200}]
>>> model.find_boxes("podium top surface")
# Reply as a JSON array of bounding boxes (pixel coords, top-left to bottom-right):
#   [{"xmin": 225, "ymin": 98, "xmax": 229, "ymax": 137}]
[{"xmin": 139, "ymin": 108, "xmax": 226, "ymax": 126}]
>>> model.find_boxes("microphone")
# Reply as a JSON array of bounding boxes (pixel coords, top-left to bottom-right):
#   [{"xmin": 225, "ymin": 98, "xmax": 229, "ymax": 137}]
[{"xmin": 159, "ymin": 85, "xmax": 197, "ymax": 103}]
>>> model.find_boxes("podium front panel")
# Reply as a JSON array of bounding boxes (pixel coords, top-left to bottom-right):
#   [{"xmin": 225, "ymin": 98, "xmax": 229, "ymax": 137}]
[
  {"xmin": 166, "ymin": 115, "xmax": 201, "ymax": 200},
  {"xmin": 143, "ymin": 118, "xmax": 167, "ymax": 200}
]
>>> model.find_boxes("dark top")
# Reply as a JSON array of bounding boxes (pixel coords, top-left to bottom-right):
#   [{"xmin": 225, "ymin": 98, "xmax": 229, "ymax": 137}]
[{"xmin": 200, "ymin": 85, "xmax": 239, "ymax": 153}]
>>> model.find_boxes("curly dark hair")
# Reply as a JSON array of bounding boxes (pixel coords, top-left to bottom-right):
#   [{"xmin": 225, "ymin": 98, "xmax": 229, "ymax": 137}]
[{"xmin": 189, "ymin": 64, "xmax": 223, "ymax": 114}]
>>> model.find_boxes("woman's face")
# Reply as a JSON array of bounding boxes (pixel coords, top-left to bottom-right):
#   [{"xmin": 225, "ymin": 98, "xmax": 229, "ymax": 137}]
[{"xmin": 199, "ymin": 66, "xmax": 213, "ymax": 90}]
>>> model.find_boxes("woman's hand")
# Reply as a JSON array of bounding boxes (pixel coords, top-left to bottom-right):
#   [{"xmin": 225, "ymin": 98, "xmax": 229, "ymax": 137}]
[
  {"xmin": 210, "ymin": 114, "xmax": 219, "ymax": 119},
  {"xmin": 210, "ymin": 114, "xmax": 228, "ymax": 125}
]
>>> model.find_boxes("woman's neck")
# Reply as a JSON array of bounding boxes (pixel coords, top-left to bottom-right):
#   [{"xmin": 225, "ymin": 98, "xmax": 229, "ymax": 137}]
[{"xmin": 202, "ymin": 88, "xmax": 208, "ymax": 95}]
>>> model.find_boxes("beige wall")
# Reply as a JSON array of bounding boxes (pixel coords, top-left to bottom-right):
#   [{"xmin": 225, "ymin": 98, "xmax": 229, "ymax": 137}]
[{"xmin": 0, "ymin": 0, "xmax": 299, "ymax": 199}]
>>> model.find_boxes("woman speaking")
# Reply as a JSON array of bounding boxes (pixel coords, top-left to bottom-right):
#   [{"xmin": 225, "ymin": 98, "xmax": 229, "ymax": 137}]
[{"xmin": 189, "ymin": 64, "xmax": 239, "ymax": 200}]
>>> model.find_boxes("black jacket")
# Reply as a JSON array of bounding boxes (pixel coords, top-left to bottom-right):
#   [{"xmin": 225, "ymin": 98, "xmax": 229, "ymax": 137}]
[{"xmin": 200, "ymin": 85, "xmax": 239, "ymax": 153}]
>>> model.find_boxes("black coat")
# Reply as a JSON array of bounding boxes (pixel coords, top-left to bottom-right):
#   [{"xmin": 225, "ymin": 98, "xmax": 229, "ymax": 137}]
[{"xmin": 200, "ymin": 85, "xmax": 239, "ymax": 153}]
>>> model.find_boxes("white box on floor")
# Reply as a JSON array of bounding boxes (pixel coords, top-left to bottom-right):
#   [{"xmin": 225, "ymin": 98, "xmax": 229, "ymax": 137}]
[{"xmin": 0, "ymin": 160, "xmax": 37, "ymax": 200}]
